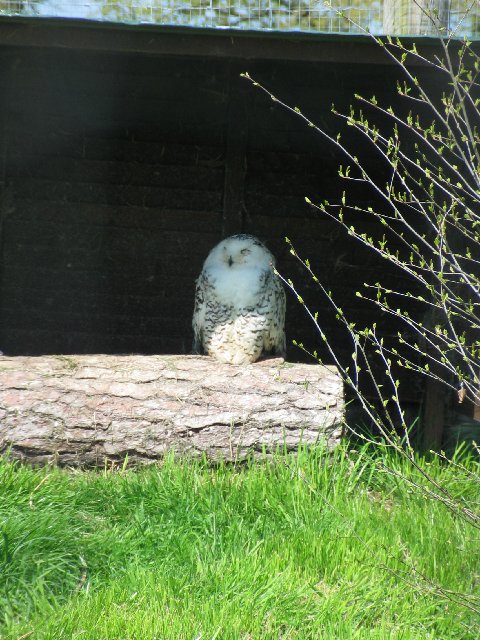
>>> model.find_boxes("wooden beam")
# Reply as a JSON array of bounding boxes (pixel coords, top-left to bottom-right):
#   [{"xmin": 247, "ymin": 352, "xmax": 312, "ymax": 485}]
[
  {"xmin": 0, "ymin": 17, "xmax": 458, "ymax": 66},
  {"xmin": 422, "ymin": 377, "xmax": 446, "ymax": 451},
  {"xmin": 222, "ymin": 66, "xmax": 248, "ymax": 237},
  {"xmin": 474, "ymin": 394, "xmax": 480, "ymax": 422}
]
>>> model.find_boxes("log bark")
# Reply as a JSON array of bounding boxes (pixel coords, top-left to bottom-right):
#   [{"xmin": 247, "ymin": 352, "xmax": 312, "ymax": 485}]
[{"xmin": 0, "ymin": 354, "xmax": 344, "ymax": 466}]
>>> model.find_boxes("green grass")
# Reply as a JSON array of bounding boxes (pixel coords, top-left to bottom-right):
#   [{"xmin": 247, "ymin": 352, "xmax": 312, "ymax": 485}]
[{"xmin": 0, "ymin": 446, "xmax": 479, "ymax": 639}]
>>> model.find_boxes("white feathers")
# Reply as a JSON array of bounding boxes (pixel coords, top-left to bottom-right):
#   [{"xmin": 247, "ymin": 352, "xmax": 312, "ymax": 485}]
[{"xmin": 192, "ymin": 234, "xmax": 286, "ymax": 365}]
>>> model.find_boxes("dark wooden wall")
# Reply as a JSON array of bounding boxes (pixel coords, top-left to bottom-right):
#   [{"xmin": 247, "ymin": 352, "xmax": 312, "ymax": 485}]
[
  {"xmin": 0, "ymin": 51, "xmax": 227, "ymax": 355},
  {"xmin": 0, "ymin": 40, "xmax": 433, "ymax": 368}
]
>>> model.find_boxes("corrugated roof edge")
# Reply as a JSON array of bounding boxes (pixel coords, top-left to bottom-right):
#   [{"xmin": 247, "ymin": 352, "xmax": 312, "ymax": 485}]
[{"xmin": 0, "ymin": 15, "xmax": 475, "ymax": 64}]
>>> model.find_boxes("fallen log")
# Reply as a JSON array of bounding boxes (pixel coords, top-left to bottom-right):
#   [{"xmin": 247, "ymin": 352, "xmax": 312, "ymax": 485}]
[{"xmin": 0, "ymin": 354, "xmax": 344, "ymax": 466}]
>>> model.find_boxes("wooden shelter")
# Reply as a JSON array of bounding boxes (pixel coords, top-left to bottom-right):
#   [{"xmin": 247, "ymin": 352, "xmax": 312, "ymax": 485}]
[
  {"xmin": 0, "ymin": 18, "xmax": 442, "ymax": 353},
  {"xmin": 0, "ymin": 16, "xmax": 475, "ymax": 452}
]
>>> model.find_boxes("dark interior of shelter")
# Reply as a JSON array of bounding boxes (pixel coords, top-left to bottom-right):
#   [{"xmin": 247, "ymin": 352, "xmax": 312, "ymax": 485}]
[{"xmin": 0, "ymin": 24, "xmax": 443, "ymax": 417}]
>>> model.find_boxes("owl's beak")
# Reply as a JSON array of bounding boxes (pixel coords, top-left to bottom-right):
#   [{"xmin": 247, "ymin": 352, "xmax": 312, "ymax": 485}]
[{"xmin": 228, "ymin": 256, "xmax": 233, "ymax": 267}]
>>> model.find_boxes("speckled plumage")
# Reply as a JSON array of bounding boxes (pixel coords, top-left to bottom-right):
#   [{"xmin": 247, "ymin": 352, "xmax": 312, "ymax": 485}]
[{"xmin": 192, "ymin": 234, "xmax": 286, "ymax": 365}]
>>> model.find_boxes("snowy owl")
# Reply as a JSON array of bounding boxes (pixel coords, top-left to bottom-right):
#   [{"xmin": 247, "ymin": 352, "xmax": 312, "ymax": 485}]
[{"xmin": 192, "ymin": 234, "xmax": 286, "ymax": 365}]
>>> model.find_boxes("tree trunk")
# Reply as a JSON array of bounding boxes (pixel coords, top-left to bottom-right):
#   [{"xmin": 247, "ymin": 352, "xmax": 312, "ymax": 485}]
[
  {"xmin": 0, "ymin": 354, "xmax": 344, "ymax": 466},
  {"xmin": 383, "ymin": 0, "xmax": 449, "ymax": 36}
]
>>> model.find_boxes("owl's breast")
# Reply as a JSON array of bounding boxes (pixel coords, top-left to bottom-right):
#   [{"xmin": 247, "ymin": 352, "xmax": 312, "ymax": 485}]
[{"xmin": 207, "ymin": 265, "xmax": 266, "ymax": 309}]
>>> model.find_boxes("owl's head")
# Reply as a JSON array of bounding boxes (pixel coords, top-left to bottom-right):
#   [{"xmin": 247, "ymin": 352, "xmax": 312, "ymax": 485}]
[{"xmin": 204, "ymin": 234, "xmax": 275, "ymax": 271}]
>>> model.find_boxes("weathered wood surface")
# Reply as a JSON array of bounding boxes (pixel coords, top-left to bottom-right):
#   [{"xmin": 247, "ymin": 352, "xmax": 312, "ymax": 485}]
[{"xmin": 0, "ymin": 355, "xmax": 344, "ymax": 466}]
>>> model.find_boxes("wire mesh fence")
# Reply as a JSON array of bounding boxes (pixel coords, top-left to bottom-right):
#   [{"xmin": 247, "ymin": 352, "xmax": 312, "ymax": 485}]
[
  {"xmin": 450, "ymin": 0, "xmax": 480, "ymax": 35},
  {"xmin": 0, "ymin": 0, "xmax": 478, "ymax": 36}
]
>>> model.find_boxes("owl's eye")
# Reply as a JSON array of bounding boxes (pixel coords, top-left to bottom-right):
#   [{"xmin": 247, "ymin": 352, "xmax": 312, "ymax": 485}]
[{"xmin": 241, "ymin": 248, "xmax": 251, "ymax": 255}]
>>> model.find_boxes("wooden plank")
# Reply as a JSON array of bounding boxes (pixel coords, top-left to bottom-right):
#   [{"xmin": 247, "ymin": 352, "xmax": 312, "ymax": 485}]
[
  {"xmin": 7, "ymin": 177, "xmax": 223, "ymax": 210},
  {"xmin": 10, "ymin": 199, "xmax": 221, "ymax": 232},
  {"xmin": 0, "ymin": 328, "xmax": 189, "ymax": 356},
  {"xmin": 9, "ymin": 132, "xmax": 223, "ymax": 165},
  {"xmin": 7, "ymin": 156, "xmax": 224, "ymax": 191}
]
